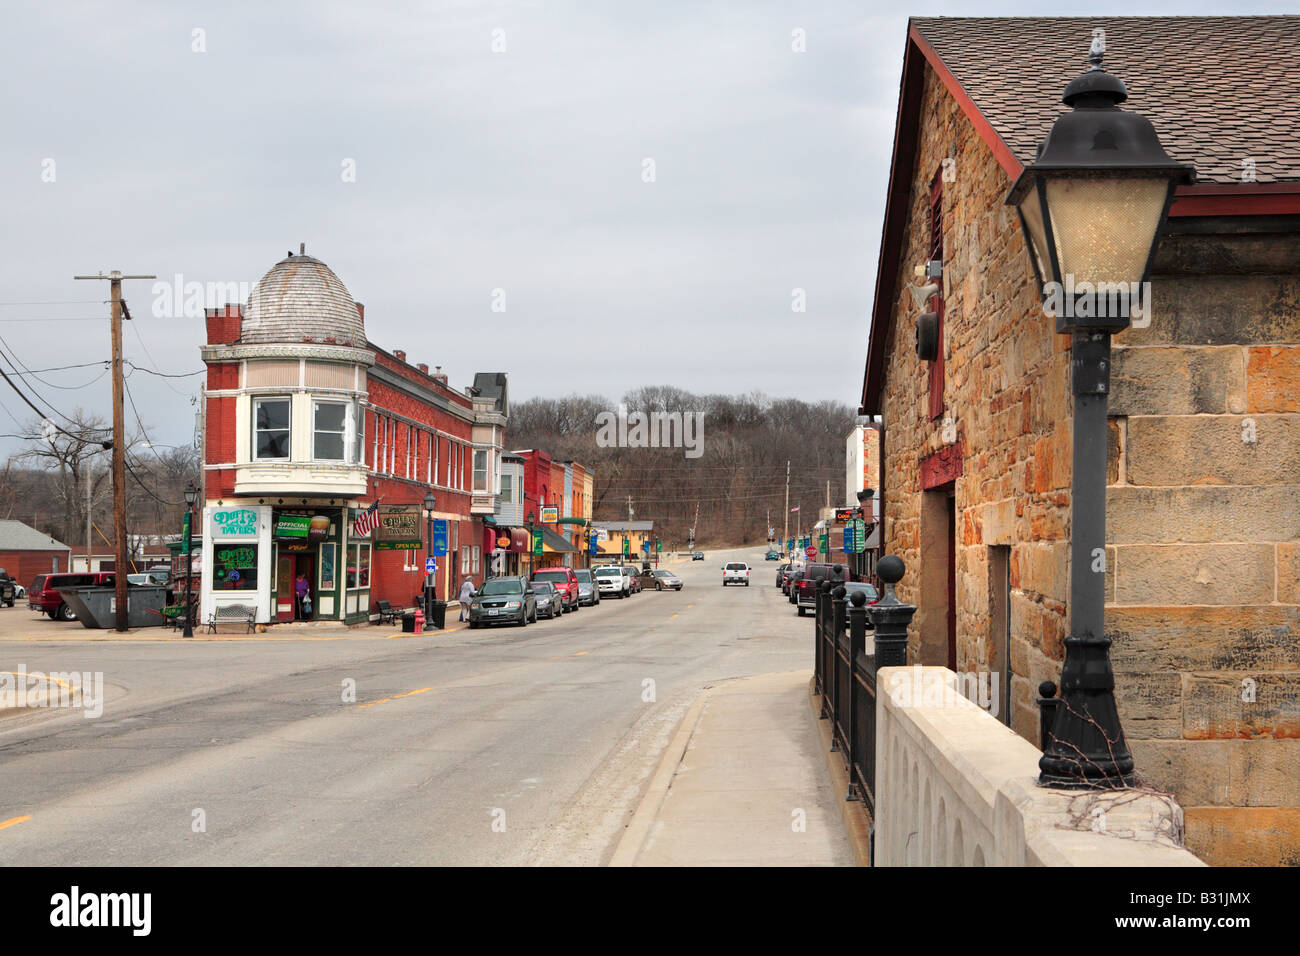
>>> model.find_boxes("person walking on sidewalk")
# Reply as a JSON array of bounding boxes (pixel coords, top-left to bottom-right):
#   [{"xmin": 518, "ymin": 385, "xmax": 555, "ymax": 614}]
[{"xmin": 457, "ymin": 577, "xmax": 474, "ymax": 621}]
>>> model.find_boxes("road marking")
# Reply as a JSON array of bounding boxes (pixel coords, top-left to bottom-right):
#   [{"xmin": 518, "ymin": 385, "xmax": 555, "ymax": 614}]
[
  {"xmin": 670, "ymin": 614, "xmax": 679, "ymax": 620},
  {"xmin": 0, "ymin": 815, "xmax": 31, "ymax": 832},
  {"xmin": 353, "ymin": 687, "xmax": 433, "ymax": 710},
  {"xmin": 572, "ymin": 650, "xmax": 589, "ymax": 657}
]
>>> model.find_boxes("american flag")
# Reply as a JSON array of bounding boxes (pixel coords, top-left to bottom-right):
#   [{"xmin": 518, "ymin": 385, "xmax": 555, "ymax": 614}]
[{"xmin": 352, "ymin": 501, "xmax": 380, "ymax": 538}]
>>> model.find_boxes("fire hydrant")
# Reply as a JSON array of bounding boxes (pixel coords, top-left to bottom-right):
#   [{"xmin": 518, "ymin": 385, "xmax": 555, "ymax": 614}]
[{"xmin": 413, "ymin": 607, "xmax": 424, "ymax": 634}]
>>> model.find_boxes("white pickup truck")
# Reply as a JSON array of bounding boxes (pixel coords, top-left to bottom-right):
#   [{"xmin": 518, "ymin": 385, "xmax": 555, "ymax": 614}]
[{"xmin": 721, "ymin": 562, "xmax": 750, "ymax": 586}]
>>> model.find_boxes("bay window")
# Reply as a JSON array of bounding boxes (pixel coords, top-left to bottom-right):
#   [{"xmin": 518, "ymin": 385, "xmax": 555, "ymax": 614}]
[
  {"xmin": 313, "ymin": 401, "xmax": 347, "ymax": 461},
  {"xmin": 254, "ymin": 398, "xmax": 291, "ymax": 460}
]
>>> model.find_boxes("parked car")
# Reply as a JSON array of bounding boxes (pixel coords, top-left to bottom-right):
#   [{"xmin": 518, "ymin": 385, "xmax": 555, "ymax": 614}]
[
  {"xmin": 532, "ymin": 581, "xmax": 560, "ymax": 620},
  {"xmin": 691, "ymin": 551, "xmax": 705, "ymax": 561},
  {"xmin": 722, "ymin": 562, "xmax": 750, "ymax": 586},
  {"xmin": 647, "ymin": 569, "xmax": 683, "ymax": 591},
  {"xmin": 793, "ymin": 563, "xmax": 842, "ymax": 616},
  {"xmin": 781, "ymin": 565, "xmax": 799, "ymax": 595},
  {"xmin": 622, "ymin": 567, "xmax": 642, "ymax": 594},
  {"xmin": 467, "ymin": 576, "xmax": 536, "ymax": 628},
  {"xmin": 593, "ymin": 565, "xmax": 629, "ymax": 598},
  {"xmin": 765, "ymin": 550, "xmax": 780, "ymax": 561},
  {"xmin": 842, "ymin": 582, "xmax": 880, "ymax": 628},
  {"xmin": 531, "ymin": 568, "xmax": 580, "ymax": 612},
  {"xmin": 573, "ymin": 568, "xmax": 600, "ymax": 606},
  {"xmin": 28, "ymin": 572, "xmax": 116, "ymax": 621},
  {"xmin": 0, "ymin": 568, "xmax": 15, "ymax": 607},
  {"xmin": 775, "ymin": 562, "xmax": 790, "ymax": 587}
]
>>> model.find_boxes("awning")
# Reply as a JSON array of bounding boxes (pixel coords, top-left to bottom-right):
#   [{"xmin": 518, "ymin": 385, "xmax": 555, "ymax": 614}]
[
  {"xmin": 556, "ymin": 517, "xmax": 587, "ymax": 526},
  {"xmin": 539, "ymin": 526, "xmax": 578, "ymax": 553}
]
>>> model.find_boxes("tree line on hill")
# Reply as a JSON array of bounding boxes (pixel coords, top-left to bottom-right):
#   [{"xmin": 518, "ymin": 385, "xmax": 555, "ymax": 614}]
[{"xmin": 507, "ymin": 387, "xmax": 857, "ymax": 549}]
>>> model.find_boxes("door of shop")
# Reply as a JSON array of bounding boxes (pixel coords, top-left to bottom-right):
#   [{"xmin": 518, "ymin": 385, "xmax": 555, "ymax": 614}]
[{"xmin": 275, "ymin": 552, "xmax": 315, "ymax": 622}]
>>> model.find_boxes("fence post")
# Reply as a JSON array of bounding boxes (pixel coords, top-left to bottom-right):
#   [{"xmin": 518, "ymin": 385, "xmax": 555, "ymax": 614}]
[
  {"xmin": 817, "ymin": 579, "xmax": 831, "ymax": 719},
  {"xmin": 867, "ymin": 554, "xmax": 916, "ymax": 672},
  {"xmin": 825, "ymin": 580, "xmax": 839, "ymax": 738},
  {"xmin": 842, "ymin": 585, "xmax": 863, "ymax": 801},
  {"xmin": 1037, "ymin": 680, "xmax": 1060, "ymax": 752}
]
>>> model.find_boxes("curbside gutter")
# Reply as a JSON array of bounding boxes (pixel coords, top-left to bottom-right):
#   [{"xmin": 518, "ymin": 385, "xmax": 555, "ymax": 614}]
[{"xmin": 807, "ymin": 677, "xmax": 872, "ymax": 866}]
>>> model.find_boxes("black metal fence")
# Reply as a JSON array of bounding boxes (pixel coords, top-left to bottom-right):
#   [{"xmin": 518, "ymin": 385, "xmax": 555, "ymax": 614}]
[{"xmin": 812, "ymin": 557, "xmax": 915, "ymax": 823}]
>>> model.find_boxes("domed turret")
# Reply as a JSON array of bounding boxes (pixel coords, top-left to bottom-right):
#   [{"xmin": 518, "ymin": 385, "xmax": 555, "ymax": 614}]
[{"xmin": 241, "ymin": 251, "xmax": 365, "ymax": 347}]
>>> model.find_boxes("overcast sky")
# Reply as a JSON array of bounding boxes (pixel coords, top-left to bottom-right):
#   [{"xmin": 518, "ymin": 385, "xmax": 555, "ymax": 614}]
[{"xmin": 0, "ymin": 0, "xmax": 1287, "ymax": 456}]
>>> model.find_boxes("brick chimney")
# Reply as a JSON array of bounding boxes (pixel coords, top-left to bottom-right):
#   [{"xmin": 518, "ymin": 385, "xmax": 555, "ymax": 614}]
[
  {"xmin": 417, "ymin": 363, "xmax": 429, "ymax": 374},
  {"xmin": 204, "ymin": 304, "xmax": 242, "ymax": 344},
  {"xmin": 355, "ymin": 301, "xmax": 365, "ymax": 322},
  {"xmin": 394, "ymin": 349, "xmax": 407, "ymax": 363}
]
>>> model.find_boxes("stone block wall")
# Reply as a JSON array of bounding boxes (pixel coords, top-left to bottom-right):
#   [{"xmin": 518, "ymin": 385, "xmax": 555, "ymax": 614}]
[{"xmin": 1107, "ymin": 227, "xmax": 1300, "ymax": 866}]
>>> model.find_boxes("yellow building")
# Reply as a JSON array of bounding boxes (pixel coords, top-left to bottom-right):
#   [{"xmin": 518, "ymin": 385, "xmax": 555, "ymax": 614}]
[{"xmin": 591, "ymin": 520, "xmax": 656, "ymax": 562}]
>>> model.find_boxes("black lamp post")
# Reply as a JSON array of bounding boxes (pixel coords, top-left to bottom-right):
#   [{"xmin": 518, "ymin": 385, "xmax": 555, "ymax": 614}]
[
  {"xmin": 527, "ymin": 511, "xmax": 536, "ymax": 578},
  {"xmin": 182, "ymin": 481, "xmax": 197, "ymax": 638},
  {"xmin": 423, "ymin": 493, "xmax": 436, "ymax": 622},
  {"xmin": 1006, "ymin": 42, "xmax": 1193, "ymax": 789}
]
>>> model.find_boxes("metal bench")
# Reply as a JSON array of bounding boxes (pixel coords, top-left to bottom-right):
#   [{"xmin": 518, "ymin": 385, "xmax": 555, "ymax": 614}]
[
  {"xmin": 375, "ymin": 600, "xmax": 402, "ymax": 626},
  {"xmin": 211, "ymin": 604, "xmax": 258, "ymax": 633}
]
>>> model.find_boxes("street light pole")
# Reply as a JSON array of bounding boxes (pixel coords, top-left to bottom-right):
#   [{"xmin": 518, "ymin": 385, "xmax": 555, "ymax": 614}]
[
  {"xmin": 182, "ymin": 482, "xmax": 197, "ymax": 638},
  {"xmin": 527, "ymin": 511, "xmax": 536, "ymax": 578},
  {"xmin": 423, "ymin": 493, "xmax": 436, "ymax": 626},
  {"xmin": 1006, "ymin": 41, "xmax": 1192, "ymax": 789}
]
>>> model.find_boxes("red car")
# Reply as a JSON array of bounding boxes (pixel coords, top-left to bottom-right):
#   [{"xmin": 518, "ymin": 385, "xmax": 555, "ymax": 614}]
[
  {"xmin": 531, "ymin": 568, "xmax": 580, "ymax": 613},
  {"xmin": 28, "ymin": 571, "xmax": 116, "ymax": 621}
]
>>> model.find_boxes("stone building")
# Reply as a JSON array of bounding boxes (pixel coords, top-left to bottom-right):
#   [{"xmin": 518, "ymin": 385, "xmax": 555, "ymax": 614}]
[{"xmin": 859, "ymin": 17, "xmax": 1299, "ymax": 864}]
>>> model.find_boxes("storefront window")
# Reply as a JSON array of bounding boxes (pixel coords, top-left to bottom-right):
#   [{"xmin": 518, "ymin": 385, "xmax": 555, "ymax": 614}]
[
  {"xmin": 213, "ymin": 544, "xmax": 258, "ymax": 590},
  {"xmin": 254, "ymin": 398, "xmax": 291, "ymax": 460},
  {"xmin": 320, "ymin": 542, "xmax": 336, "ymax": 591},
  {"xmin": 347, "ymin": 542, "xmax": 371, "ymax": 589}
]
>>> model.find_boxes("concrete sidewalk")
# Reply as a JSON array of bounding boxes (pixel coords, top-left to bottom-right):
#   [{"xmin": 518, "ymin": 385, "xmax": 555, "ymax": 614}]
[{"xmin": 611, "ymin": 669, "xmax": 855, "ymax": 866}]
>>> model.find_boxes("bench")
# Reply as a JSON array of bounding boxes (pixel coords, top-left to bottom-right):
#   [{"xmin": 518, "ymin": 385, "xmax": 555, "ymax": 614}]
[
  {"xmin": 375, "ymin": 600, "xmax": 403, "ymax": 626},
  {"xmin": 207, "ymin": 604, "xmax": 258, "ymax": 634}
]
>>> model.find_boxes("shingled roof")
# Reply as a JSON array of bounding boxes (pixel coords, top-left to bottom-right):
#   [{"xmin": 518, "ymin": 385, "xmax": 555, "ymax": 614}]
[
  {"xmin": 913, "ymin": 16, "xmax": 1300, "ymax": 184},
  {"xmin": 861, "ymin": 16, "xmax": 1300, "ymax": 413},
  {"xmin": 242, "ymin": 252, "xmax": 366, "ymax": 348}
]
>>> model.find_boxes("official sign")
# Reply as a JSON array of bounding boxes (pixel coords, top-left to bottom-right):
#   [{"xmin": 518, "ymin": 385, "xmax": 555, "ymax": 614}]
[
  {"xmin": 425, "ymin": 557, "xmax": 437, "ymax": 575},
  {"xmin": 805, "ymin": 545, "xmax": 818, "ymax": 558},
  {"xmin": 374, "ymin": 506, "xmax": 422, "ymax": 551},
  {"xmin": 844, "ymin": 525, "xmax": 855, "ymax": 553}
]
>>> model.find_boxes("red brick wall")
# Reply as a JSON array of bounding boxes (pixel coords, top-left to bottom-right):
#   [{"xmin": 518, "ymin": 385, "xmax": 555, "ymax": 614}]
[{"xmin": 1, "ymin": 549, "xmax": 72, "ymax": 589}]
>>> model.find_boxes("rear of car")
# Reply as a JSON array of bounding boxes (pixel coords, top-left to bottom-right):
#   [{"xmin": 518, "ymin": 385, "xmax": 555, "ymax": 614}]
[
  {"xmin": 622, "ymin": 567, "xmax": 641, "ymax": 594},
  {"xmin": 722, "ymin": 562, "xmax": 750, "ymax": 586},
  {"xmin": 593, "ymin": 565, "xmax": 627, "ymax": 598},
  {"xmin": 531, "ymin": 568, "xmax": 579, "ymax": 612},
  {"xmin": 794, "ymin": 563, "xmax": 837, "ymax": 615}
]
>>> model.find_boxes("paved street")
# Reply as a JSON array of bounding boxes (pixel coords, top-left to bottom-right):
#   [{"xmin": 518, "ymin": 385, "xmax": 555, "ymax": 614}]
[{"xmin": 0, "ymin": 548, "xmax": 841, "ymax": 865}]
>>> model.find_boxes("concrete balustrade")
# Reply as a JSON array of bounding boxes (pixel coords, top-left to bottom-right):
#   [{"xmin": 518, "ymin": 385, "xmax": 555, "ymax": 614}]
[{"xmin": 874, "ymin": 666, "xmax": 1205, "ymax": 867}]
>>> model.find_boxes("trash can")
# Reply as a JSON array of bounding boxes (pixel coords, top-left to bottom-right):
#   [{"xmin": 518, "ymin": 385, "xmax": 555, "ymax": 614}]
[
  {"xmin": 402, "ymin": 611, "xmax": 416, "ymax": 633},
  {"xmin": 429, "ymin": 600, "xmax": 446, "ymax": 630}
]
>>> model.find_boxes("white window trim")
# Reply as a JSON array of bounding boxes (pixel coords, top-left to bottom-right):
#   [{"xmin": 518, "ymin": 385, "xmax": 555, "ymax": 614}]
[{"xmin": 253, "ymin": 396, "xmax": 292, "ymax": 461}]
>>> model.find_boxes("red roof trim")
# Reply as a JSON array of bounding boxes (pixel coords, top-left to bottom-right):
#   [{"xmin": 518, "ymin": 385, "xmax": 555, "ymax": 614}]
[{"xmin": 1170, "ymin": 183, "xmax": 1300, "ymax": 217}]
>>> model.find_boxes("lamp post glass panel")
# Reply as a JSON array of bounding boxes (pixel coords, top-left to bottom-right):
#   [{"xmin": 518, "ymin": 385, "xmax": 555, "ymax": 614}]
[
  {"xmin": 1005, "ymin": 42, "xmax": 1193, "ymax": 789},
  {"xmin": 182, "ymin": 481, "xmax": 197, "ymax": 638},
  {"xmin": 423, "ymin": 493, "xmax": 436, "ymax": 618}
]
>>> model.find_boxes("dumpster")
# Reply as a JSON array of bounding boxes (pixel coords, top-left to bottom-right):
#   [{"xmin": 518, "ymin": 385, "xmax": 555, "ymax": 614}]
[
  {"xmin": 402, "ymin": 611, "xmax": 416, "ymax": 633},
  {"xmin": 58, "ymin": 585, "xmax": 169, "ymax": 629},
  {"xmin": 429, "ymin": 600, "xmax": 446, "ymax": 630}
]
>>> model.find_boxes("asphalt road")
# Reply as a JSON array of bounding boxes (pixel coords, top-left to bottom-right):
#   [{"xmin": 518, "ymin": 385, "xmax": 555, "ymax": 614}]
[{"xmin": 0, "ymin": 547, "xmax": 811, "ymax": 865}]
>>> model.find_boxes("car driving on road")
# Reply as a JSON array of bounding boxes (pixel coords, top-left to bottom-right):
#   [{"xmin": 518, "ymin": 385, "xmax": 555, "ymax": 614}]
[
  {"xmin": 721, "ymin": 562, "xmax": 750, "ymax": 586},
  {"xmin": 645, "ymin": 568, "xmax": 683, "ymax": 591},
  {"xmin": 468, "ymin": 576, "xmax": 536, "ymax": 628}
]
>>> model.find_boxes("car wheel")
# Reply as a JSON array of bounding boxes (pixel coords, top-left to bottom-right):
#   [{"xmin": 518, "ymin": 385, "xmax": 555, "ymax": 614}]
[
  {"xmin": 745, "ymin": 581, "xmax": 750, "ymax": 587},
  {"xmin": 57, "ymin": 604, "xmax": 76, "ymax": 622},
  {"xmin": 798, "ymin": 607, "xmax": 806, "ymax": 616},
  {"xmin": 657, "ymin": 582, "xmax": 663, "ymax": 591}
]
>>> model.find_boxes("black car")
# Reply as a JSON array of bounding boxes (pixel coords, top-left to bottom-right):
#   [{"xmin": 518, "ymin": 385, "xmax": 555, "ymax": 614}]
[
  {"xmin": 775, "ymin": 562, "xmax": 790, "ymax": 587},
  {"xmin": 691, "ymin": 551, "xmax": 705, "ymax": 561},
  {"xmin": 0, "ymin": 568, "xmax": 15, "ymax": 608},
  {"xmin": 468, "ymin": 576, "xmax": 537, "ymax": 628}
]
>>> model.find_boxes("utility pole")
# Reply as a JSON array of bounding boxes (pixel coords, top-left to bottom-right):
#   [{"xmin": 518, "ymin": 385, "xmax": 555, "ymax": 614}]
[
  {"xmin": 783, "ymin": 460, "xmax": 790, "ymax": 547},
  {"xmin": 75, "ymin": 271, "xmax": 155, "ymax": 631},
  {"xmin": 626, "ymin": 495, "xmax": 633, "ymax": 564},
  {"xmin": 85, "ymin": 469, "xmax": 93, "ymax": 573}
]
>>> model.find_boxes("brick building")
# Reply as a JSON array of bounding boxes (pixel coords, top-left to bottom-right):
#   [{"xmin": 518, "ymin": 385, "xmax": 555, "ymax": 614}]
[
  {"xmin": 860, "ymin": 17, "xmax": 1300, "ymax": 864},
  {"xmin": 199, "ymin": 249, "xmax": 506, "ymax": 625},
  {"xmin": 0, "ymin": 519, "xmax": 72, "ymax": 588}
]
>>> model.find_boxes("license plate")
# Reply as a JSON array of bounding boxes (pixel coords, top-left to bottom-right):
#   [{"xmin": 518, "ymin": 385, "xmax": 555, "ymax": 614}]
[{"xmin": 489, "ymin": 609, "xmax": 498, "ymax": 616}]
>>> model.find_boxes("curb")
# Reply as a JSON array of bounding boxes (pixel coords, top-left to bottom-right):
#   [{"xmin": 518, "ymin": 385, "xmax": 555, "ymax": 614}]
[
  {"xmin": 607, "ymin": 684, "xmax": 715, "ymax": 867},
  {"xmin": 806, "ymin": 677, "xmax": 872, "ymax": 867}
]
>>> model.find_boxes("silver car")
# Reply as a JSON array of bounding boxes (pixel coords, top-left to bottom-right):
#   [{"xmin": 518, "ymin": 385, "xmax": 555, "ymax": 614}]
[
  {"xmin": 573, "ymin": 569, "xmax": 600, "ymax": 606},
  {"xmin": 533, "ymin": 581, "xmax": 560, "ymax": 620}
]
